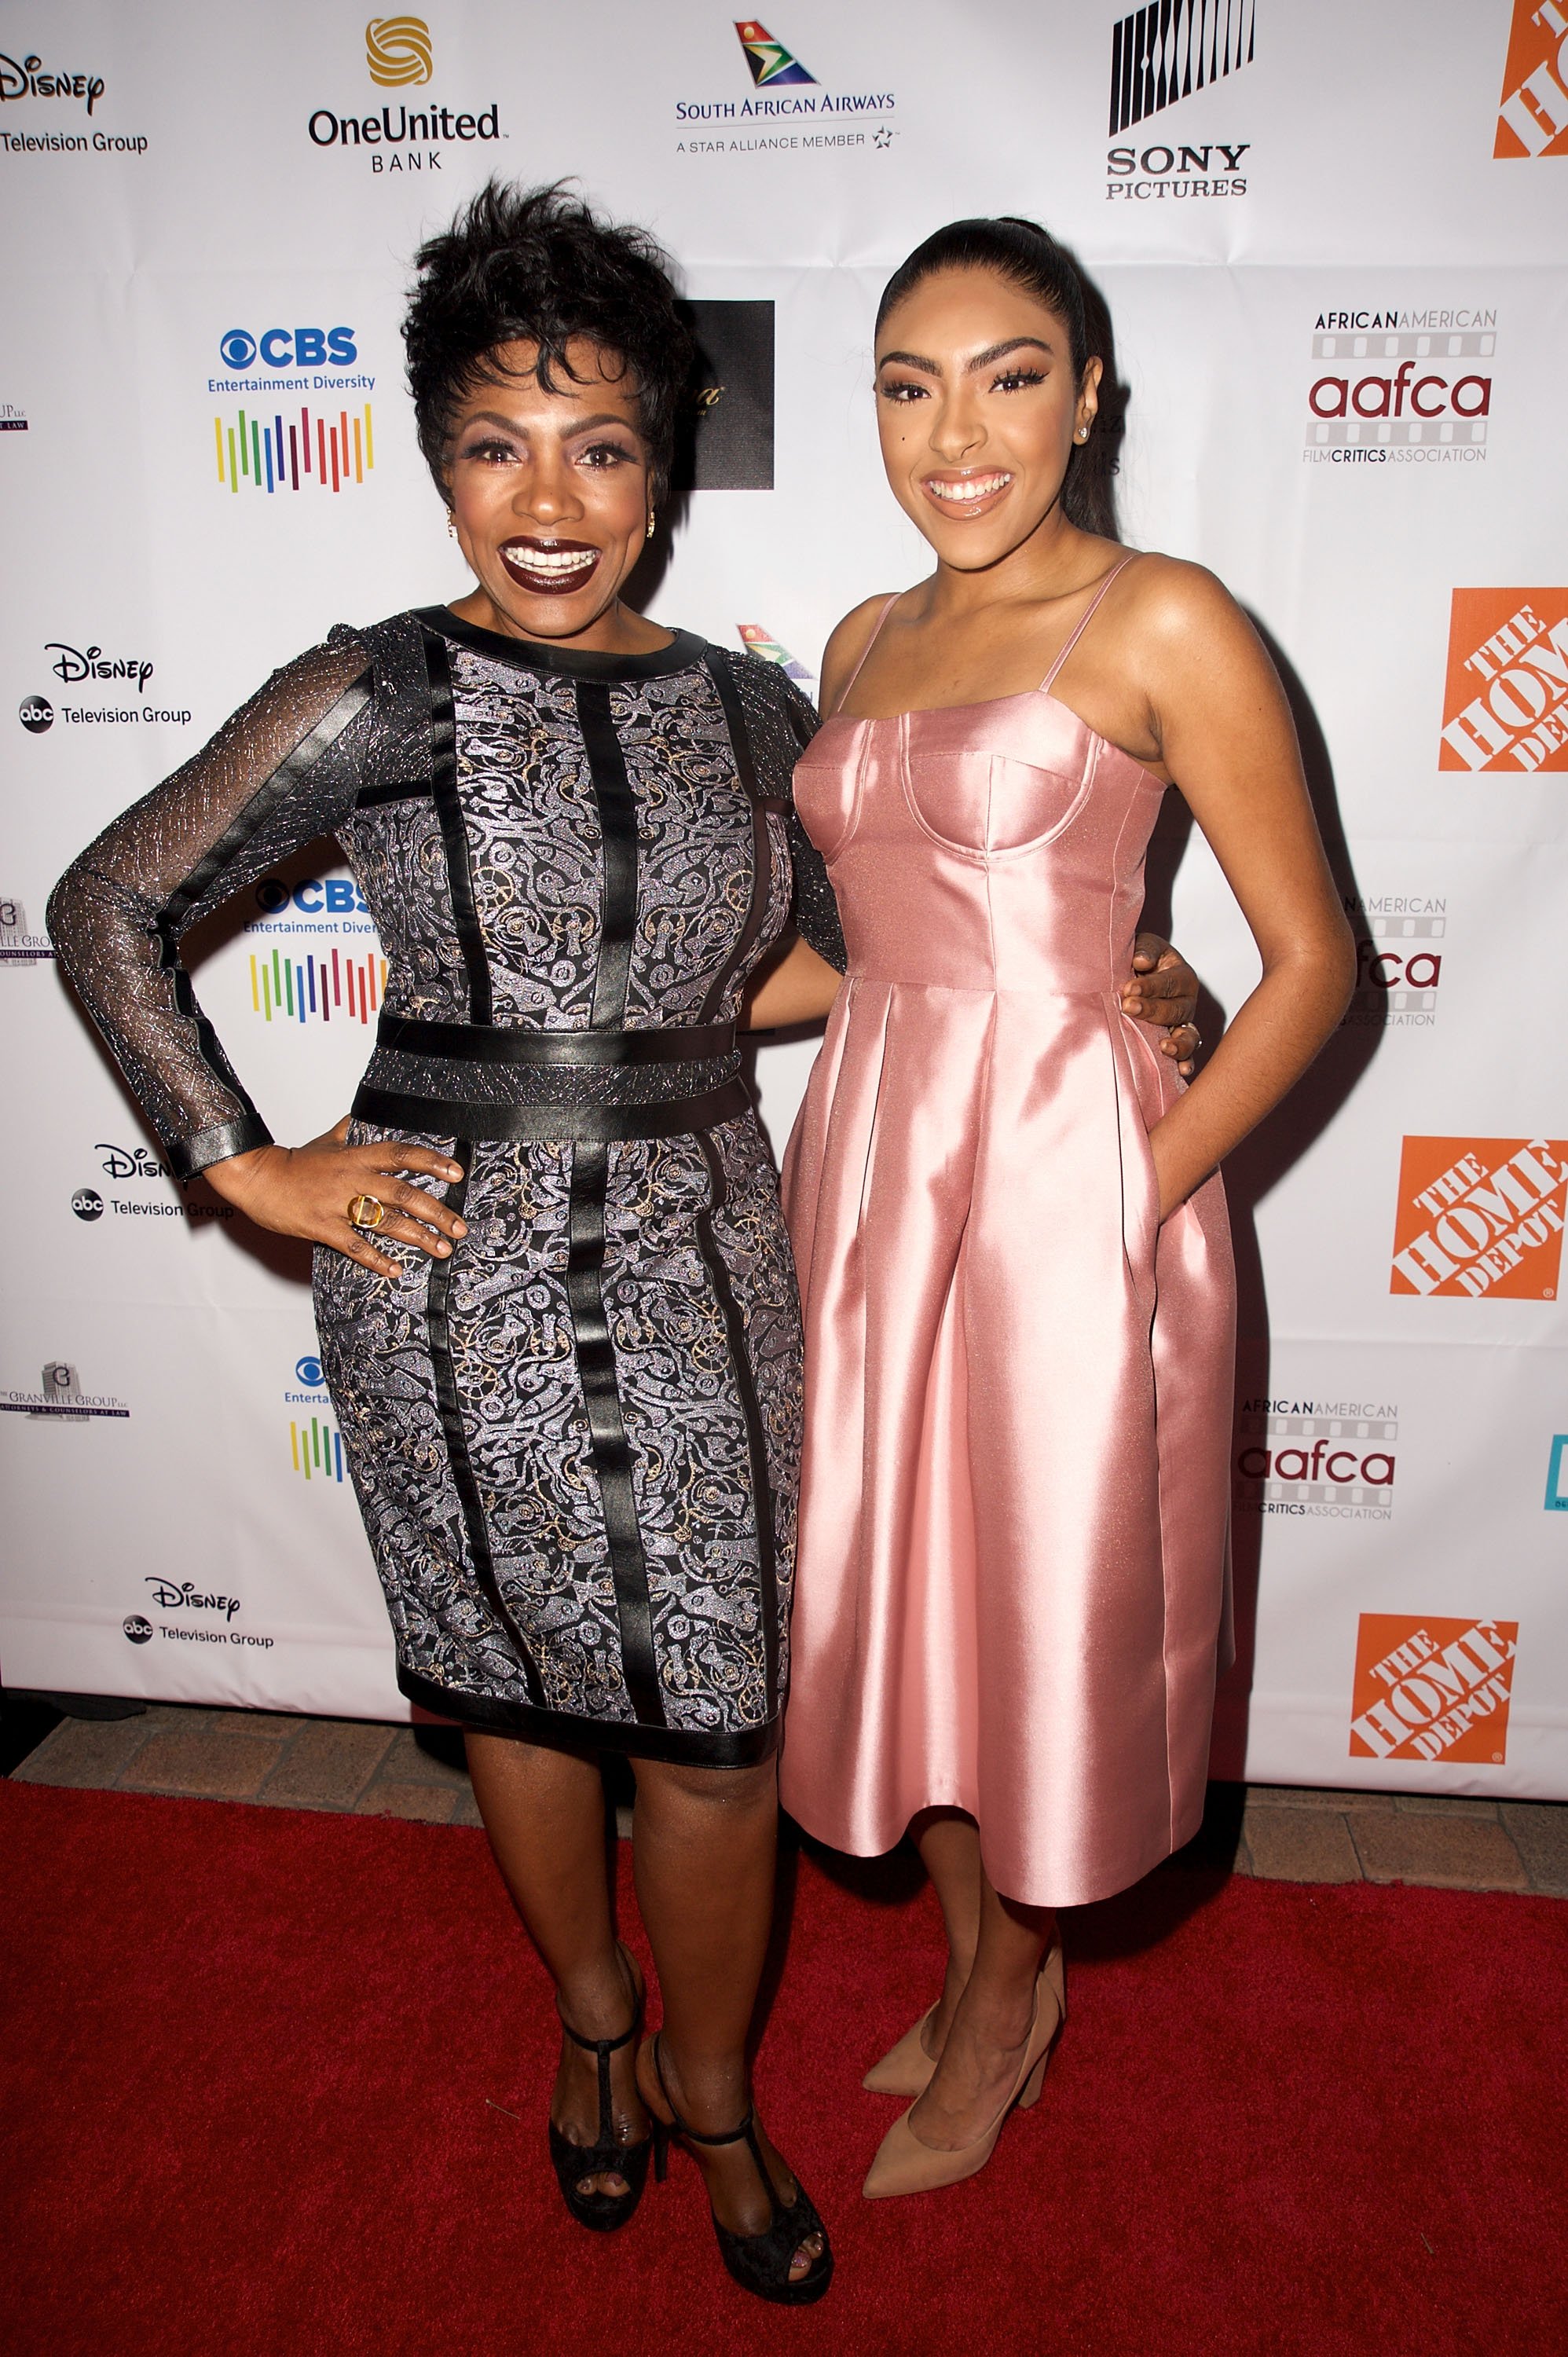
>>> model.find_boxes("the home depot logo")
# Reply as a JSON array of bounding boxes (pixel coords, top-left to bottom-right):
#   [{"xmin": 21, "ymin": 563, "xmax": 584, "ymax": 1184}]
[
  {"xmin": 1350, "ymin": 1615, "xmax": 1517, "ymax": 1765},
  {"xmin": 1390, "ymin": 1137, "xmax": 1566, "ymax": 1299},
  {"xmin": 1494, "ymin": 0, "xmax": 1568, "ymax": 157},
  {"xmin": 1439, "ymin": 591, "xmax": 1568, "ymax": 772}
]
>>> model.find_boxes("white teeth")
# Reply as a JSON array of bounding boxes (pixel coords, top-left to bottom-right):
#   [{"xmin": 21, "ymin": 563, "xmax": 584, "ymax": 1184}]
[
  {"xmin": 926, "ymin": 474, "xmax": 1009, "ymax": 504},
  {"xmin": 507, "ymin": 545, "xmax": 596, "ymax": 574}
]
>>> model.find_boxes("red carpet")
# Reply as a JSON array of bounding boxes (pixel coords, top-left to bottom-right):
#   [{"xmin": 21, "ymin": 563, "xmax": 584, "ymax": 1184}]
[{"xmin": 1, "ymin": 1783, "xmax": 1564, "ymax": 2357}]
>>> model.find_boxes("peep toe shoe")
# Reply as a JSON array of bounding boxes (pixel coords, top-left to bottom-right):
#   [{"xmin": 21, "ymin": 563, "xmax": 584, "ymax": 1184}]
[{"xmin": 548, "ymin": 1956, "xmax": 652, "ymax": 2232}]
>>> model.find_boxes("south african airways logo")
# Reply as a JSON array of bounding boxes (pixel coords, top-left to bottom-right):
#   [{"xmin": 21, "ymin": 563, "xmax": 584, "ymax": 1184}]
[{"xmin": 734, "ymin": 20, "xmax": 816, "ymax": 86}]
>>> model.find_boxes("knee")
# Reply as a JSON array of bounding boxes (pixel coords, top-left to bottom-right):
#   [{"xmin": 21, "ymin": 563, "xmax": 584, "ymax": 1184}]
[{"xmin": 638, "ymin": 1758, "xmax": 777, "ymax": 1813}]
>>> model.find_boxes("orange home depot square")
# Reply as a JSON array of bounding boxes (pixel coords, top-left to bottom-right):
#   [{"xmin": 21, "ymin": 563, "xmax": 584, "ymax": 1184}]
[
  {"xmin": 1390, "ymin": 1137, "xmax": 1567, "ymax": 1299},
  {"xmin": 1439, "ymin": 589, "xmax": 1568, "ymax": 772},
  {"xmin": 1350, "ymin": 1615, "xmax": 1519, "ymax": 1765}
]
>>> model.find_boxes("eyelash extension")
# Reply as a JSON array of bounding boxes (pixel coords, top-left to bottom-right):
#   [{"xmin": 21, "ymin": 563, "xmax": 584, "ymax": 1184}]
[{"xmin": 994, "ymin": 368, "xmax": 1047, "ymax": 391}]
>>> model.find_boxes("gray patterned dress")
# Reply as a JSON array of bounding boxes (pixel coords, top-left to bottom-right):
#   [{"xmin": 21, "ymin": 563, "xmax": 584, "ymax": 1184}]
[{"xmin": 48, "ymin": 606, "xmax": 843, "ymax": 1765}]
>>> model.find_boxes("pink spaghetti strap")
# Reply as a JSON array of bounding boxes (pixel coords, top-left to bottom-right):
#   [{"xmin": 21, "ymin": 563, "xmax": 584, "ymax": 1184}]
[
  {"xmin": 1039, "ymin": 555, "xmax": 1139, "ymax": 693},
  {"xmin": 831, "ymin": 592, "xmax": 901, "ymax": 715}
]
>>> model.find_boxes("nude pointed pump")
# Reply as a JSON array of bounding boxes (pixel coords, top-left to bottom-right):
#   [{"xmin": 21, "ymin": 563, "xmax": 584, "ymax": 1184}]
[
  {"xmin": 863, "ymin": 1937, "xmax": 1065, "ymax": 2104},
  {"xmin": 860, "ymin": 1960, "xmax": 1064, "ymax": 2201}
]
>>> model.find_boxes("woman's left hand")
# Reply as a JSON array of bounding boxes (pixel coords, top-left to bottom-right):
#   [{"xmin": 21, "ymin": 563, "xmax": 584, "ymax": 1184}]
[{"xmin": 1121, "ymin": 933, "xmax": 1202, "ymax": 1076}]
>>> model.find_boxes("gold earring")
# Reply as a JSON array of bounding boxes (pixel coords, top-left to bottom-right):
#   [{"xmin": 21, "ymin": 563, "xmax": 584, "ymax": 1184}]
[{"xmin": 646, "ymin": 511, "xmax": 657, "ymax": 541}]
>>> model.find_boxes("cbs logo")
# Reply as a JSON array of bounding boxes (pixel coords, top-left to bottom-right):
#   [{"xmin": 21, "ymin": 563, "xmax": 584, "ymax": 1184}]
[
  {"xmin": 255, "ymin": 875, "xmax": 369, "ymax": 916},
  {"xmin": 218, "ymin": 328, "xmax": 358, "ymax": 371},
  {"xmin": 295, "ymin": 1356, "xmax": 325, "ymax": 1387}
]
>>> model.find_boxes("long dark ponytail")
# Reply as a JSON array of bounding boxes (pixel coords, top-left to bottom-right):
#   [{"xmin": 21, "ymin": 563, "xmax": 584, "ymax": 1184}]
[{"xmin": 874, "ymin": 216, "xmax": 1126, "ymax": 541}]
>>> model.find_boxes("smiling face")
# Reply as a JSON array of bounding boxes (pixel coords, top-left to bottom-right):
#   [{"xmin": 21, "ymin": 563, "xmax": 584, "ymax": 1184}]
[
  {"xmin": 874, "ymin": 267, "xmax": 1101, "ymax": 571},
  {"xmin": 445, "ymin": 337, "xmax": 653, "ymax": 647}
]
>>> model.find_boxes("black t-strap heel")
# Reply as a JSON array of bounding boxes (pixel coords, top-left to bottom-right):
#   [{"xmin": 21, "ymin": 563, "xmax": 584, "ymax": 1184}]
[
  {"xmin": 548, "ymin": 2008, "xmax": 652, "ymax": 2233},
  {"xmin": 647, "ymin": 2033, "xmax": 833, "ymax": 2305}
]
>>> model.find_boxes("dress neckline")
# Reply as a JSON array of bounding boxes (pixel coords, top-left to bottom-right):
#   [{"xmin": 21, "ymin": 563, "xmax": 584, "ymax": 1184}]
[
  {"xmin": 820, "ymin": 686, "xmax": 1167, "ymax": 788},
  {"xmin": 421, "ymin": 605, "xmax": 709, "ymax": 681}
]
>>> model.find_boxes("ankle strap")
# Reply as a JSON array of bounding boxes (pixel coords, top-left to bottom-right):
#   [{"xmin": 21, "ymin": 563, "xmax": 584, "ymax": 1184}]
[
  {"xmin": 559, "ymin": 2013, "xmax": 638, "ymax": 2056},
  {"xmin": 650, "ymin": 2031, "xmax": 753, "ymax": 2146}
]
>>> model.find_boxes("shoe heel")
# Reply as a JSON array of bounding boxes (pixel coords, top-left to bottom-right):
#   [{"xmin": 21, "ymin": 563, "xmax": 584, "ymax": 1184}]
[{"xmin": 1017, "ymin": 2047, "xmax": 1050, "ymax": 2110}]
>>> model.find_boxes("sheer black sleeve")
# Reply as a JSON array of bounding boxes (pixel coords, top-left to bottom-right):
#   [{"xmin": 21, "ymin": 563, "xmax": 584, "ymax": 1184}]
[
  {"xmin": 47, "ymin": 631, "xmax": 376, "ymax": 1177},
  {"xmin": 728, "ymin": 652, "xmax": 847, "ymax": 973}
]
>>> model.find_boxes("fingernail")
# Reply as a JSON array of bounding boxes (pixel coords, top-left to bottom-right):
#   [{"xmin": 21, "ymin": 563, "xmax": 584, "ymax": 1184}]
[
  {"xmin": 436, "ymin": 1241, "xmax": 451, "ymax": 1255},
  {"xmin": 453, "ymin": 1221, "xmax": 467, "ymax": 1237}
]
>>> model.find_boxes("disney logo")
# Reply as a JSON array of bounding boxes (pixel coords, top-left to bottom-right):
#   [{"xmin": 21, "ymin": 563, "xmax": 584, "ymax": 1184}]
[
  {"xmin": 97, "ymin": 1142, "xmax": 166, "ymax": 1180},
  {"xmin": 46, "ymin": 643, "xmax": 153, "ymax": 691},
  {"xmin": 0, "ymin": 54, "xmax": 105, "ymax": 114},
  {"xmin": 145, "ymin": 1578, "xmax": 240, "ymax": 1622}
]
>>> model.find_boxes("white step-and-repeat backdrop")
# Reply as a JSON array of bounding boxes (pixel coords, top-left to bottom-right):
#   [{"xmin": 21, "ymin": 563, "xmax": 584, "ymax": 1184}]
[{"xmin": 3, "ymin": 0, "xmax": 1566, "ymax": 1794}]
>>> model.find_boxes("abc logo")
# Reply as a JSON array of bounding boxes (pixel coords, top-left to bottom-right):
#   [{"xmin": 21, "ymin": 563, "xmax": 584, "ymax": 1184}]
[
  {"xmin": 19, "ymin": 695, "xmax": 53, "ymax": 734},
  {"xmin": 219, "ymin": 328, "xmax": 358, "ymax": 371},
  {"xmin": 123, "ymin": 1615, "xmax": 153, "ymax": 1644},
  {"xmin": 71, "ymin": 1187, "xmax": 104, "ymax": 1222},
  {"xmin": 295, "ymin": 1355, "xmax": 325, "ymax": 1387}
]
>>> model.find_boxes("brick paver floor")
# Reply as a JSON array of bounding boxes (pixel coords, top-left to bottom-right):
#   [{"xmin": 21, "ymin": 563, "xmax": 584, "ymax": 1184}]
[{"xmin": 9, "ymin": 1702, "xmax": 1566, "ymax": 1895}]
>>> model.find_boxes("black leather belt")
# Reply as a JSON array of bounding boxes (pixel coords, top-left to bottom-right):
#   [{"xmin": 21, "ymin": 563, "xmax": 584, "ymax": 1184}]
[
  {"xmin": 350, "ymin": 1076, "xmax": 753, "ymax": 1143},
  {"xmin": 374, "ymin": 1013, "xmax": 736, "ymax": 1066}
]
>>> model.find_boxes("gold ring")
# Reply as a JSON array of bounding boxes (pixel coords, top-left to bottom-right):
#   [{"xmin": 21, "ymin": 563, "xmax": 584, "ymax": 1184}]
[{"xmin": 347, "ymin": 1193, "xmax": 387, "ymax": 1230}]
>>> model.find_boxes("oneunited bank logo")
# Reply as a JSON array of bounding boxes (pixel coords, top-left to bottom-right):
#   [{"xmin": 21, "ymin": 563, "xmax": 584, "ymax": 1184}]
[
  {"xmin": 1439, "ymin": 591, "xmax": 1568, "ymax": 773},
  {"xmin": 366, "ymin": 16, "xmax": 432, "ymax": 86},
  {"xmin": 1494, "ymin": 0, "xmax": 1568, "ymax": 157},
  {"xmin": 1350, "ymin": 1615, "xmax": 1517, "ymax": 1765},
  {"xmin": 1390, "ymin": 1137, "xmax": 1566, "ymax": 1300}
]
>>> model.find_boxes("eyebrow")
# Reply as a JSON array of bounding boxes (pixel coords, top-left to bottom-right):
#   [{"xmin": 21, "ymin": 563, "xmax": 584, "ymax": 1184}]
[
  {"xmin": 876, "ymin": 335, "xmax": 1057, "ymax": 378},
  {"xmin": 459, "ymin": 409, "xmax": 642, "ymax": 439}
]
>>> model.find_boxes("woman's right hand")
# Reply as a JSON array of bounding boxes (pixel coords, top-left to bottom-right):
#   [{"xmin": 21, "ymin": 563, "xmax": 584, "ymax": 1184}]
[{"xmin": 202, "ymin": 1117, "xmax": 467, "ymax": 1279}]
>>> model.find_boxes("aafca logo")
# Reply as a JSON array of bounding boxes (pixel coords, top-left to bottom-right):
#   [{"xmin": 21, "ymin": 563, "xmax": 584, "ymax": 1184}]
[
  {"xmin": 1350, "ymin": 1615, "xmax": 1517, "ymax": 1765},
  {"xmin": 1390, "ymin": 1137, "xmax": 1566, "ymax": 1300},
  {"xmin": 1439, "ymin": 591, "xmax": 1568, "ymax": 774},
  {"xmin": 1234, "ymin": 1398, "xmax": 1395, "ymax": 1522},
  {"xmin": 1343, "ymin": 896, "xmax": 1444, "ymax": 1028},
  {"xmin": 1306, "ymin": 310, "xmax": 1495, "ymax": 467},
  {"xmin": 1494, "ymin": 0, "xmax": 1568, "ymax": 156}
]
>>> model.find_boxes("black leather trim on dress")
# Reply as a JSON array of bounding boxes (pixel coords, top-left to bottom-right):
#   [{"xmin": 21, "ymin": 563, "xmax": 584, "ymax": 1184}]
[
  {"xmin": 397, "ymin": 1665, "xmax": 778, "ymax": 1764},
  {"xmin": 420, "ymin": 624, "xmax": 493, "ymax": 1025},
  {"xmin": 566, "ymin": 1138, "xmax": 666, "ymax": 1728},
  {"xmin": 375, "ymin": 1014, "xmax": 735, "ymax": 1066},
  {"xmin": 167, "ymin": 1114, "xmax": 275, "ymax": 1182},
  {"xmin": 697, "ymin": 650, "xmax": 773, "ymax": 1025},
  {"xmin": 350, "ymin": 1077, "xmax": 752, "ymax": 1143},
  {"xmin": 424, "ymin": 1140, "xmax": 547, "ymax": 1707},
  {"xmin": 575, "ymin": 680, "xmax": 638, "ymax": 1029},
  {"xmin": 354, "ymin": 778, "xmax": 432, "ymax": 808},
  {"xmin": 417, "ymin": 605, "xmax": 709, "ymax": 683},
  {"xmin": 694, "ymin": 1130, "xmax": 780, "ymax": 1717}
]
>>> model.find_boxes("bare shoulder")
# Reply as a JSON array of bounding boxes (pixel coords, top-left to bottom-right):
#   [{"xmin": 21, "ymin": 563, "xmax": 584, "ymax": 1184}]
[
  {"xmin": 1119, "ymin": 551, "xmax": 1248, "ymax": 643},
  {"xmin": 819, "ymin": 592, "xmax": 899, "ymax": 709}
]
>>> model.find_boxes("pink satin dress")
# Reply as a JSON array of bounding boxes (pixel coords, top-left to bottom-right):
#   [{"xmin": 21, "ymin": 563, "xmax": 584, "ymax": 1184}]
[{"xmin": 779, "ymin": 563, "xmax": 1236, "ymax": 1908}]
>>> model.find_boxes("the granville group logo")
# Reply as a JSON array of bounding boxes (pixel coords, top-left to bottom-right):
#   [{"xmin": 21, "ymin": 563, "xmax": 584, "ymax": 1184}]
[
  {"xmin": 1495, "ymin": 0, "xmax": 1568, "ymax": 157},
  {"xmin": 1342, "ymin": 896, "xmax": 1445, "ymax": 1028},
  {"xmin": 1390, "ymin": 1137, "xmax": 1567, "ymax": 1300},
  {"xmin": 1350, "ymin": 1615, "xmax": 1517, "ymax": 1765},
  {"xmin": 308, "ymin": 19, "xmax": 500, "ymax": 173},
  {"xmin": 1305, "ymin": 309, "xmax": 1496, "ymax": 466},
  {"xmin": 20, "ymin": 640, "xmax": 188, "ymax": 732},
  {"xmin": 1235, "ymin": 1397, "xmax": 1396, "ymax": 1521},
  {"xmin": 1105, "ymin": 0, "xmax": 1253, "ymax": 200},
  {"xmin": 1, "ymin": 895, "xmax": 53, "ymax": 966},
  {"xmin": 676, "ymin": 20, "xmax": 896, "ymax": 157},
  {"xmin": 1439, "ymin": 592, "xmax": 1568, "ymax": 774},
  {"xmin": 288, "ymin": 1354, "xmax": 346, "ymax": 1485},
  {"xmin": 0, "ymin": 1361, "xmax": 130, "ymax": 1422}
]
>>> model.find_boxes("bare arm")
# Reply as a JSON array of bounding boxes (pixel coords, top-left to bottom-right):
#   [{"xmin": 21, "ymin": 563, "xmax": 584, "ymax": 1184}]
[{"xmin": 1128, "ymin": 563, "xmax": 1355, "ymax": 1216}]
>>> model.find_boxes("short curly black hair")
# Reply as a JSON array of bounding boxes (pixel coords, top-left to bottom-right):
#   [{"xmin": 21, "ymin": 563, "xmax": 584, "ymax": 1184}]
[{"xmin": 403, "ymin": 179, "xmax": 693, "ymax": 506}]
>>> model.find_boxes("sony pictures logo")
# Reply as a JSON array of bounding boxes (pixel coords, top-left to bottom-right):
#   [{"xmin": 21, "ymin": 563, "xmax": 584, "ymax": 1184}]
[{"xmin": 1105, "ymin": 0, "xmax": 1254, "ymax": 200}]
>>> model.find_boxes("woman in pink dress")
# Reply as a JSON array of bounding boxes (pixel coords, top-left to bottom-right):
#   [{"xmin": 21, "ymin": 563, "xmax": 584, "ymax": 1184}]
[{"xmin": 751, "ymin": 218, "xmax": 1354, "ymax": 2198}]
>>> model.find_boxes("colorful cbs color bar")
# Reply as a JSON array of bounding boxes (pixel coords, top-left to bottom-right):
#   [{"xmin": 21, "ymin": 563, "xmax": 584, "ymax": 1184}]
[
  {"xmin": 250, "ymin": 946, "xmax": 387, "ymax": 1024},
  {"xmin": 290, "ymin": 1417, "xmax": 346, "ymax": 1483},
  {"xmin": 214, "ymin": 404, "xmax": 375, "ymax": 493}
]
